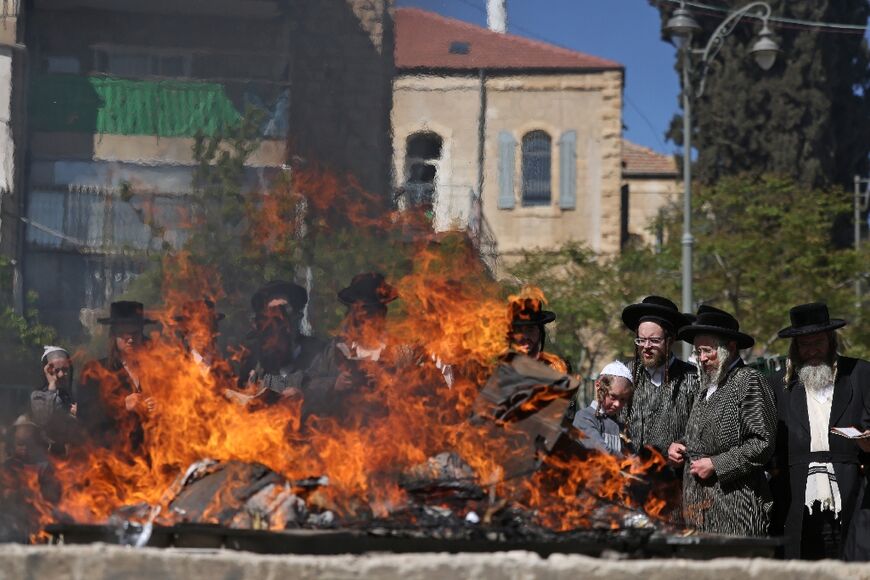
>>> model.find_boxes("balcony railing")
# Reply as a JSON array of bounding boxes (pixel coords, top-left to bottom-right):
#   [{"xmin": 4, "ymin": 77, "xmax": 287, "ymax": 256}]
[{"xmin": 29, "ymin": 74, "xmax": 289, "ymax": 138}]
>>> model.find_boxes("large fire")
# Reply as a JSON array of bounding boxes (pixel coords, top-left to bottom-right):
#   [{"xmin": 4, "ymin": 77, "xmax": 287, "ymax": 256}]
[{"xmin": 3, "ymin": 167, "xmax": 671, "ymax": 541}]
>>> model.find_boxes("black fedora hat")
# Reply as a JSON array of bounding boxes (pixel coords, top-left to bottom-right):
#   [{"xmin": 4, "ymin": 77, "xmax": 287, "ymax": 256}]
[
  {"xmin": 338, "ymin": 272, "xmax": 399, "ymax": 306},
  {"xmin": 97, "ymin": 301, "xmax": 157, "ymax": 326},
  {"xmin": 777, "ymin": 302, "xmax": 846, "ymax": 339},
  {"xmin": 678, "ymin": 304, "xmax": 754, "ymax": 350},
  {"xmin": 510, "ymin": 304, "xmax": 556, "ymax": 327},
  {"xmin": 173, "ymin": 299, "xmax": 226, "ymax": 323},
  {"xmin": 251, "ymin": 280, "xmax": 308, "ymax": 314},
  {"xmin": 622, "ymin": 295, "xmax": 691, "ymax": 334}
]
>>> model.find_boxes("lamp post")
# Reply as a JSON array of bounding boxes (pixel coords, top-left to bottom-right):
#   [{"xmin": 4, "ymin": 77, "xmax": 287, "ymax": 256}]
[{"xmin": 664, "ymin": 1, "xmax": 779, "ymax": 358}]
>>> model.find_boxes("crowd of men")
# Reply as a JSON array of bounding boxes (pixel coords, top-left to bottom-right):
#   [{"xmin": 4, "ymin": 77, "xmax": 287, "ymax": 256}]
[
  {"xmin": 4, "ymin": 271, "xmax": 869, "ymax": 561},
  {"xmin": 558, "ymin": 297, "xmax": 869, "ymax": 561}
]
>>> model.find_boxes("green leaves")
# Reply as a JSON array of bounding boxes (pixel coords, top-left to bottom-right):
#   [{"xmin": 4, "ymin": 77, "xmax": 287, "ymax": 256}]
[
  {"xmin": 657, "ymin": 0, "xmax": 869, "ymax": 189},
  {"xmin": 510, "ymin": 173, "xmax": 869, "ymax": 364}
]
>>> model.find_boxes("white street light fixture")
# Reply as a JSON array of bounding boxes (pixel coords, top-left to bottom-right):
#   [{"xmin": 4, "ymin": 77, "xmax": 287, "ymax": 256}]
[
  {"xmin": 751, "ymin": 25, "xmax": 780, "ymax": 71},
  {"xmin": 665, "ymin": 7, "xmax": 701, "ymax": 47},
  {"xmin": 664, "ymin": 1, "xmax": 781, "ymax": 358}
]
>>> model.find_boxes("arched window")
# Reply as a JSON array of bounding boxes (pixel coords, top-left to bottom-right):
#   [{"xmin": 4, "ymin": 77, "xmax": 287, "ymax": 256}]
[
  {"xmin": 521, "ymin": 131, "xmax": 552, "ymax": 206},
  {"xmin": 404, "ymin": 132, "xmax": 443, "ymax": 209}
]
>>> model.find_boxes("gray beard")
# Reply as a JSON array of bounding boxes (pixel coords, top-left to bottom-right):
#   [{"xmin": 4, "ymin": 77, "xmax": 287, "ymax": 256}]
[
  {"xmin": 700, "ymin": 346, "xmax": 731, "ymax": 390},
  {"xmin": 798, "ymin": 364, "xmax": 834, "ymax": 392}
]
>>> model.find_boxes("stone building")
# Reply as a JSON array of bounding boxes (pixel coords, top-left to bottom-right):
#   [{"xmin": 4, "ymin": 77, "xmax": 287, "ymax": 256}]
[
  {"xmin": 621, "ymin": 140, "xmax": 680, "ymax": 248},
  {"xmin": 0, "ymin": 0, "xmax": 394, "ymax": 338},
  {"xmin": 392, "ymin": 7, "xmax": 624, "ymax": 266}
]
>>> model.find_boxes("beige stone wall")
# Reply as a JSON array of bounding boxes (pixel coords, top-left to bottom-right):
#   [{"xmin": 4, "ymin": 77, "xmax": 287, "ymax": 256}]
[
  {"xmin": 30, "ymin": 133, "xmax": 287, "ymax": 168},
  {"xmin": 0, "ymin": 545, "xmax": 868, "ymax": 579},
  {"xmin": 392, "ymin": 70, "xmax": 624, "ymax": 261},
  {"xmin": 624, "ymin": 176, "xmax": 681, "ymax": 246},
  {"xmin": 392, "ymin": 76, "xmax": 481, "ymax": 231}
]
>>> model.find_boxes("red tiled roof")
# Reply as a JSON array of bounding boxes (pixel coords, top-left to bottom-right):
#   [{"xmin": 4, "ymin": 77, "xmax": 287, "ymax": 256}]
[
  {"xmin": 622, "ymin": 140, "xmax": 678, "ymax": 177},
  {"xmin": 395, "ymin": 8, "xmax": 622, "ymax": 71}
]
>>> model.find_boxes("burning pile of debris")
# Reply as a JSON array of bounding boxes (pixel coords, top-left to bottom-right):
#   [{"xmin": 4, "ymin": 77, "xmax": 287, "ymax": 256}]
[
  {"xmin": 2, "ymin": 340, "xmax": 674, "ymax": 549},
  {"xmin": 0, "ymin": 170, "xmax": 738, "ymax": 558}
]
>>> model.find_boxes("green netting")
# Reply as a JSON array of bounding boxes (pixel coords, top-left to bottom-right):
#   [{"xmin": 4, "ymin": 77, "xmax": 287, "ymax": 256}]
[{"xmin": 29, "ymin": 75, "xmax": 242, "ymax": 137}]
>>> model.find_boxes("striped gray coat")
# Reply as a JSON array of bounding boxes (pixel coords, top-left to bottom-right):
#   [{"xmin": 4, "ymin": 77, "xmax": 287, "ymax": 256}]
[
  {"xmin": 626, "ymin": 358, "xmax": 698, "ymax": 455},
  {"xmin": 682, "ymin": 360, "xmax": 777, "ymax": 536}
]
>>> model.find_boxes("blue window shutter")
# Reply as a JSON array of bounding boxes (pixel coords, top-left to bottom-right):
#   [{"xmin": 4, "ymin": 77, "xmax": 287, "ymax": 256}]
[
  {"xmin": 498, "ymin": 131, "xmax": 516, "ymax": 209},
  {"xmin": 559, "ymin": 130, "xmax": 577, "ymax": 210}
]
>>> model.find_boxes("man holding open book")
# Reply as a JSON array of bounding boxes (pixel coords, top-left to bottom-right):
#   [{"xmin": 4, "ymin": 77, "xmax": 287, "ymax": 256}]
[{"xmin": 772, "ymin": 303, "xmax": 870, "ymax": 560}]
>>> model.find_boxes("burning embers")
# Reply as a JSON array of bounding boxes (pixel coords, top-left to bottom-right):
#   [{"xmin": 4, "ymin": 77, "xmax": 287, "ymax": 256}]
[
  {"xmin": 2, "ymin": 326, "xmax": 671, "ymax": 544},
  {"xmin": 1, "ymin": 170, "xmax": 672, "ymax": 545}
]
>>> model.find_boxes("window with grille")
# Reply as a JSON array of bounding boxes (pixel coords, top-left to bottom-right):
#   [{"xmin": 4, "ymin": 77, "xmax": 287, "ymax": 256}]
[
  {"xmin": 404, "ymin": 132, "xmax": 443, "ymax": 210},
  {"xmin": 521, "ymin": 130, "xmax": 552, "ymax": 206}
]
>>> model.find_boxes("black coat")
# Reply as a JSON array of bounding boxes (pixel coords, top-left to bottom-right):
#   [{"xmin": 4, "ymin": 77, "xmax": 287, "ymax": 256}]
[
  {"xmin": 682, "ymin": 361, "xmax": 777, "ymax": 536},
  {"xmin": 75, "ymin": 357, "xmax": 145, "ymax": 450},
  {"xmin": 773, "ymin": 356, "xmax": 870, "ymax": 559},
  {"xmin": 626, "ymin": 358, "xmax": 698, "ymax": 455}
]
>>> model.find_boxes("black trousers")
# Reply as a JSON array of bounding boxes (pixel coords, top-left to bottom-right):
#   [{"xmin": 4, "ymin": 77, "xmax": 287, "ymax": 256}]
[{"xmin": 801, "ymin": 503, "xmax": 842, "ymax": 560}]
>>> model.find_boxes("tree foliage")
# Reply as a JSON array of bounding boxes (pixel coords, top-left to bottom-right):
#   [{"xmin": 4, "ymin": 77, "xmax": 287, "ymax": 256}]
[
  {"xmin": 507, "ymin": 244, "xmax": 679, "ymax": 377},
  {"xmin": 660, "ymin": 174, "xmax": 865, "ymax": 354},
  {"xmin": 0, "ymin": 256, "xmax": 57, "ymax": 386},
  {"xmin": 656, "ymin": 0, "xmax": 870, "ymax": 189},
  {"xmin": 509, "ymin": 174, "xmax": 869, "ymax": 366}
]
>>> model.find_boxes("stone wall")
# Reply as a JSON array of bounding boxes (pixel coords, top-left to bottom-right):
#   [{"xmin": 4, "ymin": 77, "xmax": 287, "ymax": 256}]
[
  {"xmin": 392, "ymin": 69, "xmax": 624, "ymax": 264},
  {"xmin": 0, "ymin": 545, "xmax": 867, "ymax": 580},
  {"xmin": 624, "ymin": 175, "xmax": 680, "ymax": 246},
  {"xmin": 392, "ymin": 75, "xmax": 481, "ymax": 231},
  {"xmin": 289, "ymin": 0, "xmax": 395, "ymax": 195}
]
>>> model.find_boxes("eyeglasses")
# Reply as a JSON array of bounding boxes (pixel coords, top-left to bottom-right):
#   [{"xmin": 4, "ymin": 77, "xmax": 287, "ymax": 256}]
[{"xmin": 634, "ymin": 337, "xmax": 665, "ymax": 346}]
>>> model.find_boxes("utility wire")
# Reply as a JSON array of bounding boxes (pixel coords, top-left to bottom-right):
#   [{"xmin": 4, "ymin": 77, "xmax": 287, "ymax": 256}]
[
  {"xmin": 453, "ymin": 0, "xmax": 673, "ymax": 151},
  {"xmin": 658, "ymin": 0, "xmax": 869, "ymax": 34}
]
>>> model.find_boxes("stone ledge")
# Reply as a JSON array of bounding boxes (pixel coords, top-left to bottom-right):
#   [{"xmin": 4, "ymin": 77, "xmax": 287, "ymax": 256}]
[{"xmin": 0, "ymin": 544, "xmax": 867, "ymax": 580}]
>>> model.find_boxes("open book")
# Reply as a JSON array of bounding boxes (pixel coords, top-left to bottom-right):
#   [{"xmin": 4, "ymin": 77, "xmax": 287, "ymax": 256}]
[{"xmin": 830, "ymin": 427, "xmax": 870, "ymax": 439}]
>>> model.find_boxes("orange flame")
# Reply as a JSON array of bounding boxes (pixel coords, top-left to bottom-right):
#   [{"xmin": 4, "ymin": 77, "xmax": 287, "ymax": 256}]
[{"xmin": 15, "ymin": 167, "xmax": 675, "ymax": 538}]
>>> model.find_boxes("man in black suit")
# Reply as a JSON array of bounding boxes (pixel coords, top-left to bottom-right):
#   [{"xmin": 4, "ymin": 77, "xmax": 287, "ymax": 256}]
[{"xmin": 773, "ymin": 302, "xmax": 870, "ymax": 560}]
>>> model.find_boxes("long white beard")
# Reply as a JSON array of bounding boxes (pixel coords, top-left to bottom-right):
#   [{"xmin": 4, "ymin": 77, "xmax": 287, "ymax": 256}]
[
  {"xmin": 798, "ymin": 364, "xmax": 834, "ymax": 392},
  {"xmin": 700, "ymin": 346, "xmax": 731, "ymax": 390}
]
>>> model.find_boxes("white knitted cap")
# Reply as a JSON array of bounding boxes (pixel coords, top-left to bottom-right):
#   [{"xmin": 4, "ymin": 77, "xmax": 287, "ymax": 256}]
[
  {"xmin": 41, "ymin": 345, "xmax": 70, "ymax": 364},
  {"xmin": 598, "ymin": 360, "xmax": 633, "ymax": 384}
]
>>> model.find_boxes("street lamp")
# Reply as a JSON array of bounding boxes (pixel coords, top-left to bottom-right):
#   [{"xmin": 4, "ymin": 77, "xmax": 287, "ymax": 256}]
[{"xmin": 664, "ymin": 1, "xmax": 780, "ymax": 357}]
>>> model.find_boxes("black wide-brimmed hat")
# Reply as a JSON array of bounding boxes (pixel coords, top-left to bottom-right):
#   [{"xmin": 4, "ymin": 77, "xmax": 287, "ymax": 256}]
[
  {"xmin": 622, "ymin": 295, "xmax": 691, "ymax": 334},
  {"xmin": 678, "ymin": 304, "xmax": 755, "ymax": 349},
  {"xmin": 777, "ymin": 302, "xmax": 847, "ymax": 339},
  {"xmin": 173, "ymin": 299, "xmax": 226, "ymax": 323},
  {"xmin": 251, "ymin": 280, "xmax": 308, "ymax": 314},
  {"xmin": 338, "ymin": 272, "xmax": 399, "ymax": 306},
  {"xmin": 509, "ymin": 302, "xmax": 556, "ymax": 327},
  {"xmin": 97, "ymin": 301, "xmax": 157, "ymax": 326}
]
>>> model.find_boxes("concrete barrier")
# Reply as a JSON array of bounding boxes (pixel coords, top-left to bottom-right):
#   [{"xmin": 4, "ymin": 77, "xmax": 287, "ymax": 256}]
[{"xmin": 0, "ymin": 544, "xmax": 868, "ymax": 580}]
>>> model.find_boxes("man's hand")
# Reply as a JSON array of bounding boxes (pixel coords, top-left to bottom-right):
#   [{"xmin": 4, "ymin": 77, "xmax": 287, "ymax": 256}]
[
  {"xmin": 143, "ymin": 397, "xmax": 157, "ymax": 415},
  {"xmin": 857, "ymin": 431, "xmax": 870, "ymax": 453},
  {"xmin": 70, "ymin": 403, "xmax": 77, "ymax": 417},
  {"xmin": 690, "ymin": 457, "xmax": 716, "ymax": 480},
  {"xmin": 43, "ymin": 363, "xmax": 58, "ymax": 391},
  {"xmin": 125, "ymin": 393, "xmax": 141, "ymax": 411},
  {"xmin": 668, "ymin": 442, "xmax": 686, "ymax": 466}
]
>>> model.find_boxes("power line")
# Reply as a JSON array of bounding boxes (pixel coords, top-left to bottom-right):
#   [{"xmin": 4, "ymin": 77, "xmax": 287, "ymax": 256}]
[
  {"xmin": 453, "ymin": 0, "xmax": 672, "ymax": 151},
  {"xmin": 658, "ymin": 0, "xmax": 869, "ymax": 35}
]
